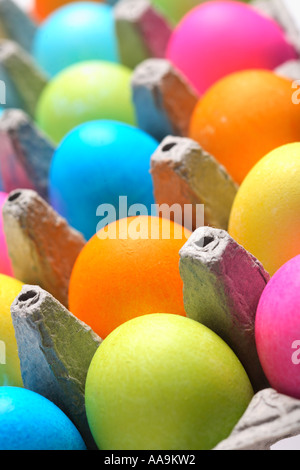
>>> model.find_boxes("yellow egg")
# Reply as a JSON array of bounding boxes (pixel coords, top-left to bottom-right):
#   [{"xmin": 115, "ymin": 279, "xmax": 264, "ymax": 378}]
[
  {"xmin": 229, "ymin": 143, "xmax": 300, "ymax": 276},
  {"xmin": 0, "ymin": 274, "xmax": 24, "ymax": 386}
]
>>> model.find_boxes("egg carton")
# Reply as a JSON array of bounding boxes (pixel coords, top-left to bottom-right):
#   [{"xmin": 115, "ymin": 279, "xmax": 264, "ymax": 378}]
[
  {"xmin": 7, "ymin": 218, "xmax": 300, "ymax": 450},
  {"xmin": 214, "ymin": 387, "xmax": 300, "ymax": 450},
  {"xmin": 131, "ymin": 58, "xmax": 199, "ymax": 141},
  {"xmin": 114, "ymin": 0, "xmax": 172, "ymax": 69},
  {"xmin": 253, "ymin": 0, "xmax": 300, "ymax": 56},
  {"xmin": 2, "ymin": 188, "xmax": 85, "ymax": 307},
  {"xmin": 0, "ymin": 0, "xmax": 36, "ymax": 52},
  {"xmin": 0, "ymin": 108, "xmax": 54, "ymax": 199},
  {"xmin": 150, "ymin": 135, "xmax": 238, "ymax": 232}
]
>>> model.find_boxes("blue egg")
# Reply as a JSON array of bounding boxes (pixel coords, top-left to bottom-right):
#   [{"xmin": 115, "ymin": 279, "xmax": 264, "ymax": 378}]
[
  {"xmin": 0, "ymin": 387, "xmax": 87, "ymax": 450},
  {"xmin": 49, "ymin": 120, "xmax": 158, "ymax": 240},
  {"xmin": 32, "ymin": 2, "xmax": 119, "ymax": 77}
]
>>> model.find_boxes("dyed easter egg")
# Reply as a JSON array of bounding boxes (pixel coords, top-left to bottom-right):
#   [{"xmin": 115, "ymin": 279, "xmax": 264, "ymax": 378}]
[
  {"xmin": 49, "ymin": 120, "xmax": 158, "ymax": 240},
  {"xmin": 35, "ymin": 61, "xmax": 135, "ymax": 144},
  {"xmin": 32, "ymin": 3, "xmax": 119, "ymax": 77},
  {"xmin": 0, "ymin": 192, "xmax": 13, "ymax": 276},
  {"xmin": 34, "ymin": 0, "xmax": 101, "ymax": 21},
  {"xmin": 190, "ymin": 70, "xmax": 300, "ymax": 185},
  {"xmin": 69, "ymin": 216, "xmax": 191, "ymax": 339},
  {"xmin": 85, "ymin": 314, "xmax": 253, "ymax": 450},
  {"xmin": 0, "ymin": 274, "xmax": 24, "ymax": 387},
  {"xmin": 228, "ymin": 143, "xmax": 300, "ymax": 276},
  {"xmin": 256, "ymin": 255, "xmax": 300, "ymax": 399},
  {"xmin": 166, "ymin": 1, "xmax": 297, "ymax": 95},
  {"xmin": 0, "ymin": 387, "xmax": 86, "ymax": 450}
]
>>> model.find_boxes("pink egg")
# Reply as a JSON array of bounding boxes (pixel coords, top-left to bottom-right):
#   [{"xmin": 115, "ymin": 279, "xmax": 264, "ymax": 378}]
[
  {"xmin": 166, "ymin": 0, "xmax": 298, "ymax": 95},
  {"xmin": 255, "ymin": 255, "xmax": 300, "ymax": 399},
  {"xmin": 0, "ymin": 192, "xmax": 13, "ymax": 276}
]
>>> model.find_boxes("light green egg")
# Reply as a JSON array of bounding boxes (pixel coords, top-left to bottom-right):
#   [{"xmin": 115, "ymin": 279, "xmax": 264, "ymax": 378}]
[
  {"xmin": 85, "ymin": 313, "xmax": 253, "ymax": 450},
  {"xmin": 35, "ymin": 60, "xmax": 136, "ymax": 145}
]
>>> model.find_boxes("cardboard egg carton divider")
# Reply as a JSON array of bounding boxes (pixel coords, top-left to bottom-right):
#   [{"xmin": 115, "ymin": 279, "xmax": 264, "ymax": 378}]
[{"xmin": 1, "ymin": 0, "xmax": 300, "ymax": 451}]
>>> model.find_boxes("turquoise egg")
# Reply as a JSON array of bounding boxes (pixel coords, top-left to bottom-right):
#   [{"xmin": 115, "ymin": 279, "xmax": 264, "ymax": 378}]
[
  {"xmin": 49, "ymin": 120, "xmax": 158, "ymax": 240},
  {"xmin": 0, "ymin": 387, "xmax": 87, "ymax": 450},
  {"xmin": 32, "ymin": 2, "xmax": 119, "ymax": 77}
]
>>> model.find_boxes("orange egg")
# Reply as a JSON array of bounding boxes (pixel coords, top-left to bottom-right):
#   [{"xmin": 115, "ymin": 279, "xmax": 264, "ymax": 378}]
[
  {"xmin": 34, "ymin": 0, "xmax": 101, "ymax": 21},
  {"xmin": 69, "ymin": 216, "xmax": 191, "ymax": 339},
  {"xmin": 189, "ymin": 69, "xmax": 300, "ymax": 185}
]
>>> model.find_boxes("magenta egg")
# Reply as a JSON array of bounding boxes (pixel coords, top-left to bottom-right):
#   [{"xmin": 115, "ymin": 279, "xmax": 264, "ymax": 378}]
[
  {"xmin": 166, "ymin": 0, "xmax": 298, "ymax": 95},
  {"xmin": 0, "ymin": 192, "xmax": 13, "ymax": 276},
  {"xmin": 255, "ymin": 255, "xmax": 300, "ymax": 399}
]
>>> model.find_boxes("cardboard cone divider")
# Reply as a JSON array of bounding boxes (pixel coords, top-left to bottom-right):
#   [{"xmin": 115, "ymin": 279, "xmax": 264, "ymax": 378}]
[{"xmin": 2, "ymin": 189, "xmax": 85, "ymax": 308}]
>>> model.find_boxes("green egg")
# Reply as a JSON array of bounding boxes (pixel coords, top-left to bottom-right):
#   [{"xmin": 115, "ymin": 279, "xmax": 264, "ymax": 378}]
[
  {"xmin": 85, "ymin": 313, "xmax": 253, "ymax": 450},
  {"xmin": 35, "ymin": 61, "xmax": 136, "ymax": 145}
]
